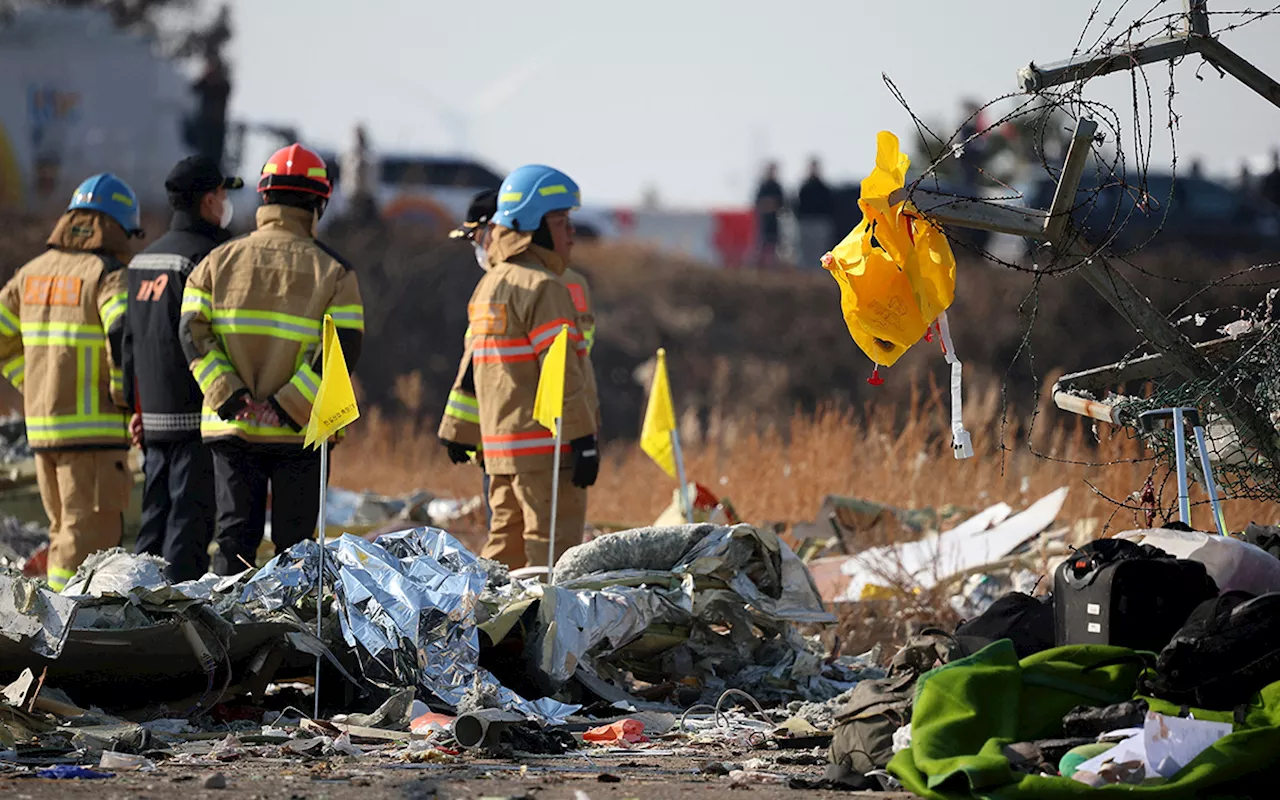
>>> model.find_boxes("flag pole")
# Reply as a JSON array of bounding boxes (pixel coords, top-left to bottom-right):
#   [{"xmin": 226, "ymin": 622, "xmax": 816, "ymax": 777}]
[
  {"xmin": 313, "ymin": 441, "xmax": 327, "ymax": 720},
  {"xmin": 548, "ymin": 417, "xmax": 562, "ymax": 577},
  {"xmin": 671, "ymin": 428, "xmax": 692, "ymax": 523}
]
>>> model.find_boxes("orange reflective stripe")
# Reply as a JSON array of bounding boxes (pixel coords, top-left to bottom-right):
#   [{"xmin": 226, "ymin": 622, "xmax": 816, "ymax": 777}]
[
  {"xmin": 530, "ymin": 320, "xmax": 583, "ymax": 353},
  {"xmin": 482, "ymin": 431, "xmax": 572, "ymax": 457},
  {"xmin": 485, "ymin": 431, "xmax": 556, "ymax": 443}
]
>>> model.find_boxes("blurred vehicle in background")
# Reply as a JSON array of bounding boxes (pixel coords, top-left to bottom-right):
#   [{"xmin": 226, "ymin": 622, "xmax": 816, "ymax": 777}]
[
  {"xmin": 1026, "ymin": 172, "xmax": 1280, "ymax": 256},
  {"xmin": 324, "ymin": 152, "xmax": 502, "ymax": 231}
]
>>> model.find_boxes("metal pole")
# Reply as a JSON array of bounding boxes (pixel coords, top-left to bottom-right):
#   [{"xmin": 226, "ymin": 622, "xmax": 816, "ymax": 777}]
[
  {"xmin": 1191, "ymin": 423, "xmax": 1229, "ymax": 536},
  {"xmin": 1173, "ymin": 408, "xmax": 1191, "ymax": 524},
  {"xmin": 671, "ymin": 429, "xmax": 692, "ymax": 523},
  {"xmin": 547, "ymin": 418, "xmax": 562, "ymax": 577},
  {"xmin": 313, "ymin": 442, "xmax": 328, "ymax": 720}
]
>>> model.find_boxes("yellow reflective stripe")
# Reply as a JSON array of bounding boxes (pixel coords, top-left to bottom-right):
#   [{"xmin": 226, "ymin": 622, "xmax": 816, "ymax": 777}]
[
  {"xmin": 109, "ymin": 366, "xmax": 123, "ymax": 394},
  {"xmin": 20, "ymin": 322, "xmax": 104, "ymax": 347},
  {"xmin": 47, "ymin": 565, "xmax": 76, "ymax": 591},
  {"xmin": 2, "ymin": 355, "xmax": 23, "ymax": 387},
  {"xmin": 195, "ymin": 351, "xmax": 234, "ymax": 393},
  {"xmin": 0, "ymin": 304, "xmax": 19, "ymax": 337},
  {"xmin": 25, "ymin": 413, "xmax": 128, "ymax": 441},
  {"xmin": 290, "ymin": 364, "xmax": 320, "ymax": 404},
  {"xmin": 445, "ymin": 390, "xmax": 480, "ymax": 423},
  {"xmin": 182, "ymin": 287, "xmax": 213, "ymax": 316},
  {"xmin": 110, "ymin": 192, "xmax": 134, "ymax": 208},
  {"xmin": 79, "ymin": 347, "xmax": 93, "ymax": 415},
  {"xmin": 99, "ymin": 292, "xmax": 127, "ymax": 328},
  {"xmin": 307, "ymin": 167, "xmax": 327, "ymax": 178},
  {"xmin": 499, "ymin": 191, "xmax": 523, "ymax": 203},
  {"xmin": 325, "ymin": 304, "xmax": 364, "ymax": 331},
  {"xmin": 201, "ymin": 411, "xmax": 298, "ymax": 438},
  {"xmin": 212, "ymin": 309, "xmax": 321, "ymax": 343},
  {"xmin": 538, "ymin": 184, "xmax": 568, "ymax": 197}
]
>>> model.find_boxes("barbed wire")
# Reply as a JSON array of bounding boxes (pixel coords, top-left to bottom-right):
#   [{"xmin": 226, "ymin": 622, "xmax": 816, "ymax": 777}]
[{"xmin": 884, "ymin": 0, "xmax": 1280, "ymax": 522}]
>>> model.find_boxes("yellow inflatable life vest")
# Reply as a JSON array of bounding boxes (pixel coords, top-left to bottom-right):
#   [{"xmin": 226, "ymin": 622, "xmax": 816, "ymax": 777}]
[{"xmin": 822, "ymin": 131, "xmax": 957, "ymax": 369}]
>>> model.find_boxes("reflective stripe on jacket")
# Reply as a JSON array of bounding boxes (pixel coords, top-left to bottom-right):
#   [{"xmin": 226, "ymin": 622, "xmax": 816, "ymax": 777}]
[
  {"xmin": 437, "ymin": 331, "xmax": 482, "ymax": 451},
  {"xmin": 440, "ymin": 267, "xmax": 599, "ymax": 453},
  {"xmin": 0, "ymin": 211, "xmax": 131, "ymax": 450},
  {"xmin": 468, "ymin": 227, "xmax": 598, "ymax": 474},
  {"xmin": 178, "ymin": 204, "xmax": 364, "ymax": 446},
  {"xmin": 123, "ymin": 212, "xmax": 231, "ymax": 442},
  {"xmin": 562, "ymin": 266, "xmax": 596, "ymax": 355}
]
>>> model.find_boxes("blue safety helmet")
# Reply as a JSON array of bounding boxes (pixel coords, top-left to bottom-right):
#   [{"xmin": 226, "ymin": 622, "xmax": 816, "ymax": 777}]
[
  {"xmin": 493, "ymin": 164, "xmax": 580, "ymax": 232},
  {"xmin": 68, "ymin": 173, "xmax": 142, "ymax": 235}
]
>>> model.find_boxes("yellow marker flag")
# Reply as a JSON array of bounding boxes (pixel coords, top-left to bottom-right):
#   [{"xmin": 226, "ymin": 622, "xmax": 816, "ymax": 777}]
[
  {"xmin": 304, "ymin": 314, "xmax": 361, "ymax": 449},
  {"xmin": 532, "ymin": 325, "xmax": 569, "ymax": 433},
  {"xmin": 640, "ymin": 348, "xmax": 677, "ymax": 478}
]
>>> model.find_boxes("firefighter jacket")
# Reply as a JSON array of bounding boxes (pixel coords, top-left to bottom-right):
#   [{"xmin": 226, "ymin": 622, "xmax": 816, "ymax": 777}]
[
  {"xmin": 467, "ymin": 227, "xmax": 598, "ymax": 474},
  {"xmin": 178, "ymin": 204, "xmax": 364, "ymax": 446},
  {"xmin": 0, "ymin": 210, "xmax": 131, "ymax": 450},
  {"xmin": 439, "ymin": 265, "xmax": 599, "ymax": 454},
  {"xmin": 122, "ymin": 212, "xmax": 231, "ymax": 442}
]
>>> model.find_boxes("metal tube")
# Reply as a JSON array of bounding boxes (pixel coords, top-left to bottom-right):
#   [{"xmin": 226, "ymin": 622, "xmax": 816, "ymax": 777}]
[
  {"xmin": 453, "ymin": 709, "xmax": 527, "ymax": 750},
  {"xmin": 1044, "ymin": 118, "xmax": 1099, "ymax": 242},
  {"xmin": 1191, "ymin": 424, "xmax": 1228, "ymax": 536},
  {"xmin": 314, "ymin": 442, "xmax": 328, "ymax": 720},
  {"xmin": 1052, "ymin": 390, "xmax": 1121, "ymax": 424},
  {"xmin": 671, "ymin": 428, "xmax": 692, "ymax": 522},
  {"xmin": 1173, "ymin": 408, "xmax": 1191, "ymax": 524},
  {"xmin": 548, "ymin": 418, "xmax": 563, "ymax": 577}
]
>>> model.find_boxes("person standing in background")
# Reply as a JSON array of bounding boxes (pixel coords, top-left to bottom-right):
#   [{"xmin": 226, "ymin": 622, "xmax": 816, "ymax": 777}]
[
  {"xmin": 124, "ymin": 156, "xmax": 242, "ymax": 583},
  {"xmin": 795, "ymin": 157, "xmax": 834, "ymax": 270},
  {"xmin": 754, "ymin": 162, "xmax": 785, "ymax": 269},
  {"xmin": 0, "ymin": 174, "xmax": 138, "ymax": 591},
  {"xmin": 1262, "ymin": 149, "xmax": 1280, "ymax": 209},
  {"xmin": 180, "ymin": 144, "xmax": 364, "ymax": 574},
  {"xmin": 466, "ymin": 164, "xmax": 599, "ymax": 570}
]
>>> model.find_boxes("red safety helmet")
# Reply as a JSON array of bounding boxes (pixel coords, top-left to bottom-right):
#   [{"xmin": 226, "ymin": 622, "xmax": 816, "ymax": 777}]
[{"xmin": 257, "ymin": 143, "xmax": 332, "ymax": 199}]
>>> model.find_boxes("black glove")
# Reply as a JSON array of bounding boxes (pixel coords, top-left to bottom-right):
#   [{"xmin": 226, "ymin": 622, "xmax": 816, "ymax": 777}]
[
  {"xmin": 441, "ymin": 439, "xmax": 471, "ymax": 465},
  {"xmin": 216, "ymin": 388, "xmax": 251, "ymax": 421},
  {"xmin": 570, "ymin": 435, "xmax": 599, "ymax": 488}
]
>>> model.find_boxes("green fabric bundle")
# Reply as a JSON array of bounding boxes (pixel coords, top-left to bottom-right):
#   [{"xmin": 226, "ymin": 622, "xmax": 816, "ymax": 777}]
[{"xmin": 889, "ymin": 640, "xmax": 1280, "ymax": 798}]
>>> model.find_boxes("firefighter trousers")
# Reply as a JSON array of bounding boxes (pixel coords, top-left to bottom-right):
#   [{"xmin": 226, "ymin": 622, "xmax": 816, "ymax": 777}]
[
  {"xmin": 134, "ymin": 439, "xmax": 215, "ymax": 583},
  {"xmin": 209, "ymin": 441, "xmax": 326, "ymax": 576},
  {"xmin": 36, "ymin": 449, "xmax": 132, "ymax": 591},
  {"xmin": 482, "ymin": 469, "xmax": 586, "ymax": 570}
]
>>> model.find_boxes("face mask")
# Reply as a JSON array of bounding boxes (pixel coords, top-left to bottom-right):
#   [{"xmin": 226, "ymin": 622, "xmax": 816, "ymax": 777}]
[
  {"xmin": 219, "ymin": 197, "xmax": 234, "ymax": 229},
  {"xmin": 473, "ymin": 242, "xmax": 489, "ymax": 271}
]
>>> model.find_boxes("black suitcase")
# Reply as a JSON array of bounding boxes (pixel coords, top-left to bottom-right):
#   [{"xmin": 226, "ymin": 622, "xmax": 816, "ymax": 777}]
[{"xmin": 1054, "ymin": 538, "xmax": 1219, "ymax": 653}]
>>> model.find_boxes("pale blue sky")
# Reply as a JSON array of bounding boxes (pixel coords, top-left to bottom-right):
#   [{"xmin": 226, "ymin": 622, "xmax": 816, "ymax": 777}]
[{"xmin": 222, "ymin": 0, "xmax": 1280, "ymax": 208}]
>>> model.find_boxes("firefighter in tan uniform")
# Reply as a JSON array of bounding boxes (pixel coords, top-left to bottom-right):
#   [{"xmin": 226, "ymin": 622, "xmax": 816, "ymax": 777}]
[
  {"xmin": 439, "ymin": 190, "xmax": 600, "ymax": 532},
  {"xmin": 0, "ymin": 174, "xmax": 139, "ymax": 590},
  {"xmin": 463, "ymin": 165, "xmax": 599, "ymax": 570},
  {"xmin": 179, "ymin": 144, "xmax": 364, "ymax": 574}
]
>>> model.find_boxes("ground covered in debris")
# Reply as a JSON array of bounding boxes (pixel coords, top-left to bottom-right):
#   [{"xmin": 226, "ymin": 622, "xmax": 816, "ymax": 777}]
[{"xmin": 0, "ymin": 755, "xmax": 913, "ymax": 799}]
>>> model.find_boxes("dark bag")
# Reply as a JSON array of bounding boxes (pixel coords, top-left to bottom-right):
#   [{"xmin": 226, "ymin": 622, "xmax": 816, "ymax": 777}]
[
  {"xmin": 955, "ymin": 592, "xmax": 1055, "ymax": 659},
  {"xmin": 1243, "ymin": 522, "xmax": 1280, "ymax": 561},
  {"xmin": 1062, "ymin": 699, "xmax": 1150, "ymax": 738},
  {"xmin": 1054, "ymin": 538, "xmax": 1219, "ymax": 653},
  {"xmin": 828, "ymin": 630, "xmax": 975, "ymax": 775},
  {"xmin": 1140, "ymin": 591, "xmax": 1280, "ymax": 709}
]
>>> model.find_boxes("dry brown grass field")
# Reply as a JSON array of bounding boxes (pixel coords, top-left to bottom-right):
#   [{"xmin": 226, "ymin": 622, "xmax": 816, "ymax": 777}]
[{"xmin": 332, "ymin": 373, "xmax": 1277, "ymax": 538}]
